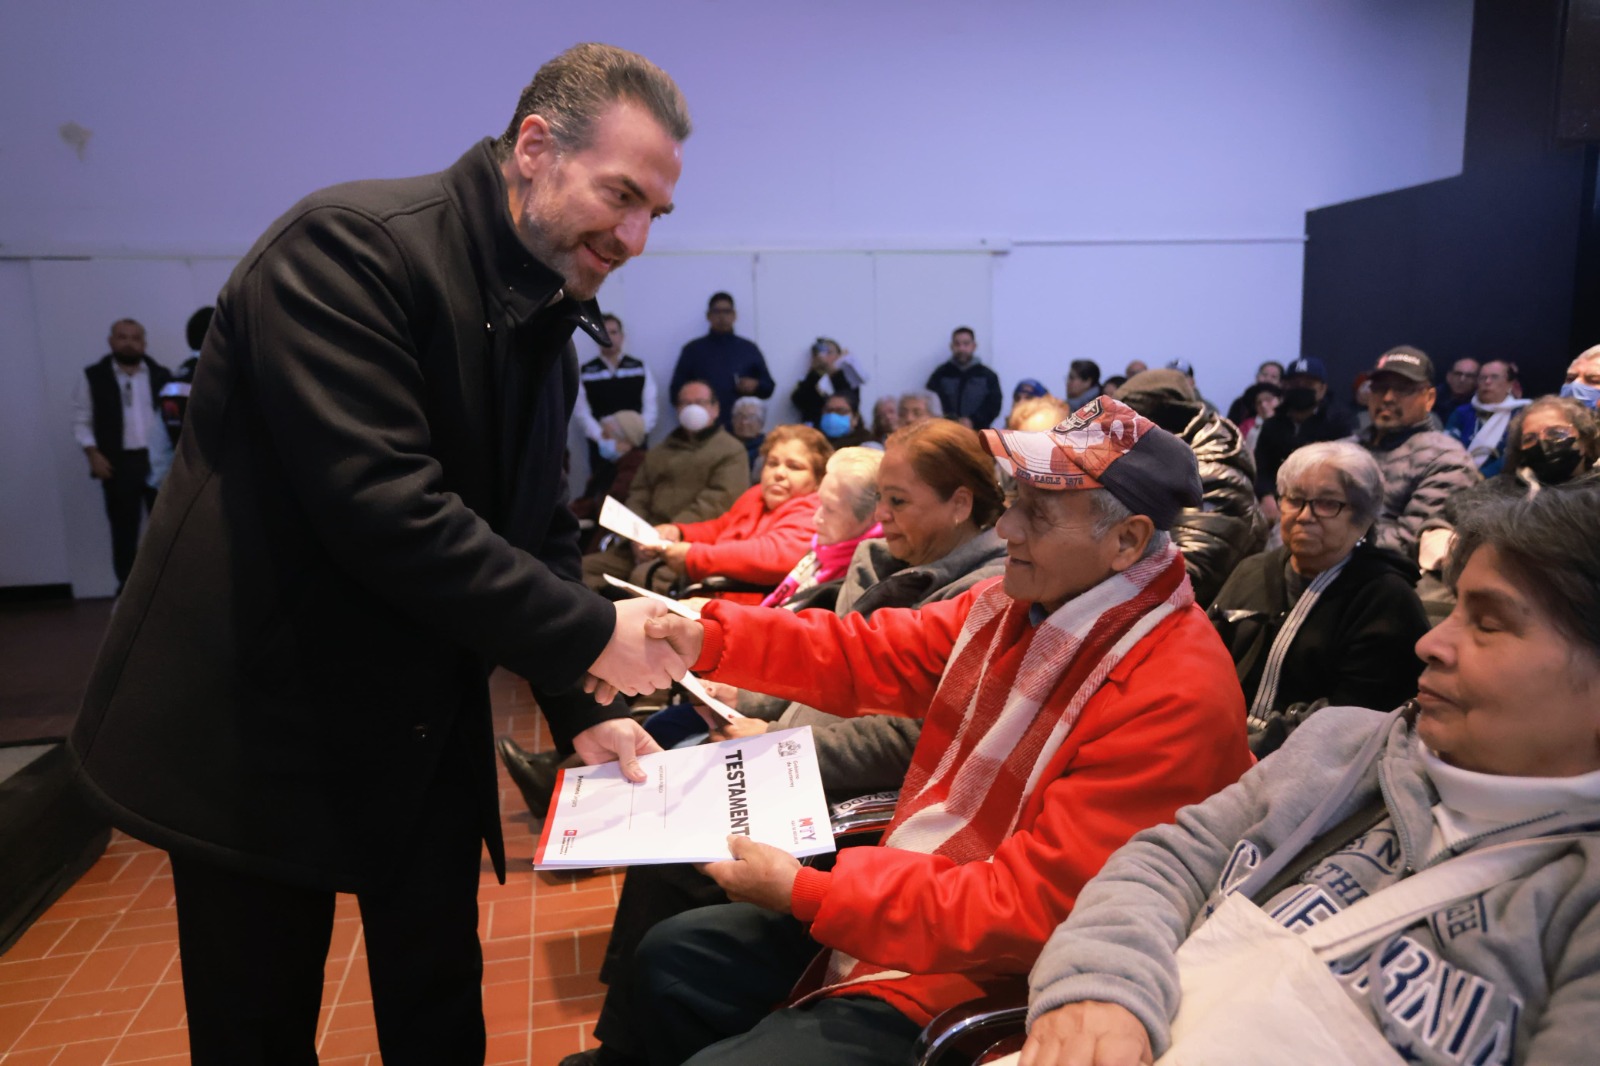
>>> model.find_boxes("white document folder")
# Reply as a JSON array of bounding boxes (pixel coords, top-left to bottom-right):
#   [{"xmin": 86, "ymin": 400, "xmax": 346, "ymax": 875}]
[{"xmin": 534, "ymin": 728, "xmax": 837, "ymax": 869}]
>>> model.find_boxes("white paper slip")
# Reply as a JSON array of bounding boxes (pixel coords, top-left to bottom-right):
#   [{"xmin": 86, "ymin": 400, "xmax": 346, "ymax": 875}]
[
  {"xmin": 602, "ymin": 574, "xmax": 702, "ymax": 619},
  {"xmin": 599, "ymin": 496, "xmax": 669, "ymax": 548},
  {"xmin": 678, "ymin": 671, "xmax": 743, "ymax": 725},
  {"xmin": 534, "ymin": 727, "xmax": 836, "ymax": 869}
]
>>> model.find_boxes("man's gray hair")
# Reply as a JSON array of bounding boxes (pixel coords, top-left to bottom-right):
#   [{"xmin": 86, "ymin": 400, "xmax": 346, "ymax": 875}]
[
  {"xmin": 1277, "ymin": 440, "xmax": 1382, "ymax": 530},
  {"xmin": 824, "ymin": 447, "xmax": 884, "ymax": 521},
  {"xmin": 902, "ymin": 389, "xmax": 944, "ymax": 418},
  {"xmin": 1087, "ymin": 490, "xmax": 1171, "ymax": 559},
  {"xmin": 498, "ymin": 43, "xmax": 692, "ymax": 157}
]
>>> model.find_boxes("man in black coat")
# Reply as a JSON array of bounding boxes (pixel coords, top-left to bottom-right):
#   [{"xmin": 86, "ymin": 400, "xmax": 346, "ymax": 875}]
[
  {"xmin": 72, "ymin": 318, "xmax": 172, "ymax": 590},
  {"xmin": 70, "ymin": 43, "xmax": 693, "ymax": 1066}
]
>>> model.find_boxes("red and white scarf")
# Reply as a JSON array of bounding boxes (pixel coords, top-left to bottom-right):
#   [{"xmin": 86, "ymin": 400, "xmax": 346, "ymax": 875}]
[{"xmin": 820, "ymin": 542, "xmax": 1193, "ymax": 989}]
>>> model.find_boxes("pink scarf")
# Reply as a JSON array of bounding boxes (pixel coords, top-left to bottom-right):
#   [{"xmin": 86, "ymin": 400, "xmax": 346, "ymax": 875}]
[
  {"xmin": 760, "ymin": 524, "xmax": 882, "ymax": 608},
  {"xmin": 818, "ymin": 543, "xmax": 1193, "ymax": 989}
]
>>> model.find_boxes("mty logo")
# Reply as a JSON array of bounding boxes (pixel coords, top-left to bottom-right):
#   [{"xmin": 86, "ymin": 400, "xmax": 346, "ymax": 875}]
[{"xmin": 796, "ymin": 817, "xmax": 818, "ymax": 843}]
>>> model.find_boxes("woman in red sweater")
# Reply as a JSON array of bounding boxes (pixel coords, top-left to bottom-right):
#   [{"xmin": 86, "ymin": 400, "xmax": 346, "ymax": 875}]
[{"xmin": 641, "ymin": 424, "xmax": 832, "ymax": 603}]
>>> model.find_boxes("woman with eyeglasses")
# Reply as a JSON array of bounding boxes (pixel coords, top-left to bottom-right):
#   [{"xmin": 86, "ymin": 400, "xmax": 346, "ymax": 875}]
[
  {"xmin": 1445, "ymin": 395, "xmax": 1598, "ymax": 514},
  {"xmin": 1207, "ymin": 441, "xmax": 1429, "ymax": 755}
]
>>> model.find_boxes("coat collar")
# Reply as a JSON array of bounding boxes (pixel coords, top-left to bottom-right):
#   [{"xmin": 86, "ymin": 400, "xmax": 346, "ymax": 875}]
[{"xmin": 442, "ymin": 139, "xmax": 610, "ymax": 346}]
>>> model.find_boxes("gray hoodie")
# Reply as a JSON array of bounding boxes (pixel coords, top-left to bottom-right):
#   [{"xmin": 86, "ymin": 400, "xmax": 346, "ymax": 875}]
[{"xmin": 1027, "ymin": 705, "xmax": 1600, "ymax": 1065}]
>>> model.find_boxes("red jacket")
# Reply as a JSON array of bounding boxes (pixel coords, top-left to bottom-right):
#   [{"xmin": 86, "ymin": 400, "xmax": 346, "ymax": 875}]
[
  {"xmin": 695, "ymin": 581, "xmax": 1250, "ymax": 1025},
  {"xmin": 676, "ymin": 486, "xmax": 817, "ymax": 603}
]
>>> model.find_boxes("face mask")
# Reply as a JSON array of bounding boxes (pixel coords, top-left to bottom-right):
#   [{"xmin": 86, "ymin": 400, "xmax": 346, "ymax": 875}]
[
  {"xmin": 1282, "ymin": 387, "xmax": 1319, "ymax": 412},
  {"xmin": 678, "ymin": 403, "xmax": 712, "ymax": 433},
  {"xmin": 1525, "ymin": 436, "xmax": 1583, "ymax": 483},
  {"xmin": 1560, "ymin": 381, "xmax": 1600, "ymax": 408},
  {"xmin": 597, "ymin": 438, "xmax": 622, "ymax": 462},
  {"xmin": 819, "ymin": 412, "xmax": 853, "ymax": 439}
]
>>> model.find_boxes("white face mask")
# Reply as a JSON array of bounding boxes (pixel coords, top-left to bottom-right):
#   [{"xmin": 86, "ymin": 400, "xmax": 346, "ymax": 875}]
[{"xmin": 678, "ymin": 403, "xmax": 713, "ymax": 433}]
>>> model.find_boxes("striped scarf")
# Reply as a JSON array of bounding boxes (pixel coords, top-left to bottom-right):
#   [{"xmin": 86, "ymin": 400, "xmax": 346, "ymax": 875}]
[
  {"xmin": 820, "ymin": 542, "xmax": 1193, "ymax": 989},
  {"xmin": 1245, "ymin": 553, "xmax": 1350, "ymax": 725}
]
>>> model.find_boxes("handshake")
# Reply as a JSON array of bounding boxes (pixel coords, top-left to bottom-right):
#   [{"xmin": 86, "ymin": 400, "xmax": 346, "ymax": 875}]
[{"xmin": 583, "ymin": 597, "xmax": 706, "ymax": 705}]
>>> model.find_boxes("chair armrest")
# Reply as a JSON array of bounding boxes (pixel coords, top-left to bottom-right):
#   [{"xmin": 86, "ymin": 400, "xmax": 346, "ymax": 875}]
[{"xmin": 916, "ymin": 981, "xmax": 1029, "ymax": 1066}]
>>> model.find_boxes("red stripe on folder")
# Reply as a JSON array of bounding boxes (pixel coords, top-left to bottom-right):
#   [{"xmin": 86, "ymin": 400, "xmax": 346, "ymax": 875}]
[{"xmin": 532, "ymin": 766, "xmax": 568, "ymax": 866}]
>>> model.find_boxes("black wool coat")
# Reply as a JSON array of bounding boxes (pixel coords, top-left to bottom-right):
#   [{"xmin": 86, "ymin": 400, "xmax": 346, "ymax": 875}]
[
  {"xmin": 1206, "ymin": 540, "xmax": 1430, "ymax": 715},
  {"xmin": 71, "ymin": 141, "xmax": 627, "ymax": 892}
]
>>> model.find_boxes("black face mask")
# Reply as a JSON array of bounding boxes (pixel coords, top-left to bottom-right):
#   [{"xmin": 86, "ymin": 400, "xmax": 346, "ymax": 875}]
[
  {"xmin": 1282, "ymin": 387, "xmax": 1319, "ymax": 413},
  {"xmin": 1524, "ymin": 437, "xmax": 1583, "ymax": 484}
]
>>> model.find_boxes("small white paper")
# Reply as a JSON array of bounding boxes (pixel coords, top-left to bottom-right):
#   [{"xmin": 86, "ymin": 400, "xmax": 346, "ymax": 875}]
[
  {"xmin": 535, "ymin": 728, "xmax": 836, "ymax": 868},
  {"xmin": 679, "ymin": 671, "xmax": 743, "ymax": 726},
  {"xmin": 602, "ymin": 574, "xmax": 701, "ymax": 619},
  {"xmin": 599, "ymin": 496, "xmax": 669, "ymax": 548}
]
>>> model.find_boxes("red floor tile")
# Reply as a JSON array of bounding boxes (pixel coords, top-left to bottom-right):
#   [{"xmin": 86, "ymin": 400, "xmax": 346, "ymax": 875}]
[{"xmin": 0, "ymin": 669, "xmax": 621, "ymax": 1060}]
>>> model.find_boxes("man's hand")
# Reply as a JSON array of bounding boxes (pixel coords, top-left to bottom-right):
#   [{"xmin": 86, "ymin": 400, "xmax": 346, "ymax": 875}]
[
  {"xmin": 643, "ymin": 613, "xmax": 705, "ymax": 668},
  {"xmin": 572, "ymin": 717, "xmax": 663, "ymax": 784},
  {"xmin": 586, "ymin": 598, "xmax": 688, "ymax": 700},
  {"xmin": 86, "ymin": 448, "xmax": 113, "ymax": 480},
  {"xmin": 735, "ymin": 376, "xmax": 761, "ymax": 396},
  {"xmin": 654, "ymin": 523, "xmax": 683, "ymax": 543},
  {"xmin": 699, "ymin": 836, "xmax": 801, "ymax": 913},
  {"xmin": 1019, "ymin": 1001, "xmax": 1153, "ymax": 1066}
]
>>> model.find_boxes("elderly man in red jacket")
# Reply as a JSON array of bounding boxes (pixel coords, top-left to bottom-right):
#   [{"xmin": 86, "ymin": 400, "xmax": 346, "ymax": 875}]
[{"xmin": 621, "ymin": 398, "xmax": 1254, "ymax": 1066}]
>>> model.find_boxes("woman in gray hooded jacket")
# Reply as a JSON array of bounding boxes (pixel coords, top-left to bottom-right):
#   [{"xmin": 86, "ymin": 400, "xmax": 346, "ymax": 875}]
[{"xmin": 1020, "ymin": 481, "xmax": 1600, "ymax": 1066}]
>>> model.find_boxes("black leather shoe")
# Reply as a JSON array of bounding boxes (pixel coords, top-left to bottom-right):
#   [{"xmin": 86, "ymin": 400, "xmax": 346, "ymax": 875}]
[{"xmin": 496, "ymin": 736, "xmax": 562, "ymax": 819}]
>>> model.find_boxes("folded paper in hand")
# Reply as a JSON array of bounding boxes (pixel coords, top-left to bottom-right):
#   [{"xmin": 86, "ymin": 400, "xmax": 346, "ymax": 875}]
[
  {"xmin": 534, "ymin": 727, "xmax": 836, "ymax": 869},
  {"xmin": 602, "ymin": 574, "xmax": 700, "ymax": 619},
  {"xmin": 600, "ymin": 496, "xmax": 669, "ymax": 548},
  {"xmin": 678, "ymin": 671, "xmax": 742, "ymax": 726}
]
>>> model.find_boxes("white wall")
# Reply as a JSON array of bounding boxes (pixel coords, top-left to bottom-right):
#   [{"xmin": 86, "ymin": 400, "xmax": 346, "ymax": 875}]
[{"xmin": 0, "ymin": 0, "xmax": 1474, "ymax": 593}]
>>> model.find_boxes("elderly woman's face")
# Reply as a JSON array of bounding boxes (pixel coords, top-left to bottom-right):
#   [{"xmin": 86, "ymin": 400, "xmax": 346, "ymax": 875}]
[
  {"xmin": 874, "ymin": 445, "xmax": 972, "ymax": 566},
  {"xmin": 732, "ymin": 406, "xmax": 764, "ymax": 439},
  {"xmin": 1279, "ymin": 464, "xmax": 1365, "ymax": 576},
  {"xmin": 814, "ymin": 475, "xmax": 872, "ymax": 545},
  {"xmin": 1414, "ymin": 546, "xmax": 1600, "ymax": 776},
  {"xmin": 760, "ymin": 439, "xmax": 820, "ymax": 510}
]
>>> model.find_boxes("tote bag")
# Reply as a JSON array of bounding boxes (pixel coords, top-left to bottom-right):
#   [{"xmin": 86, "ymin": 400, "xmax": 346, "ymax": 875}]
[{"xmin": 994, "ymin": 837, "xmax": 1566, "ymax": 1066}]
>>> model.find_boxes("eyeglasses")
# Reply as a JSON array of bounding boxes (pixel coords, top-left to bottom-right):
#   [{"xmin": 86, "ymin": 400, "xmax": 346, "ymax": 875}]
[
  {"xmin": 1280, "ymin": 494, "xmax": 1348, "ymax": 519},
  {"xmin": 1368, "ymin": 379, "xmax": 1426, "ymax": 398},
  {"xmin": 1519, "ymin": 425, "xmax": 1576, "ymax": 449}
]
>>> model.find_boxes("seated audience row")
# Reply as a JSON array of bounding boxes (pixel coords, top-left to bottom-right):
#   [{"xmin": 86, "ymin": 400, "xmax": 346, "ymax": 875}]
[{"xmin": 535, "ymin": 339, "xmax": 1600, "ymax": 1066}]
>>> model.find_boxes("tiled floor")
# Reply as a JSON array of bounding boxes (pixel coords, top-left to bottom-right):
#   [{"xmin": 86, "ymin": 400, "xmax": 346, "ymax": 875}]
[{"xmin": 0, "ymin": 670, "xmax": 620, "ymax": 1065}]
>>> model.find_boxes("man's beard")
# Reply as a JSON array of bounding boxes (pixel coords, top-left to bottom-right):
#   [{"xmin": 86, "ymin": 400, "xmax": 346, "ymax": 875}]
[
  {"xmin": 518, "ymin": 206, "xmax": 626, "ymax": 302},
  {"xmin": 112, "ymin": 351, "xmax": 143, "ymax": 367}
]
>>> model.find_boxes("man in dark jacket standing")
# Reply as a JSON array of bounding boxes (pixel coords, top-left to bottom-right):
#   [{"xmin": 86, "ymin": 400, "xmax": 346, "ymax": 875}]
[
  {"xmin": 71, "ymin": 318, "xmax": 172, "ymax": 590},
  {"xmin": 669, "ymin": 292, "xmax": 774, "ymax": 427},
  {"xmin": 926, "ymin": 325, "xmax": 1002, "ymax": 429},
  {"xmin": 70, "ymin": 44, "xmax": 693, "ymax": 1066}
]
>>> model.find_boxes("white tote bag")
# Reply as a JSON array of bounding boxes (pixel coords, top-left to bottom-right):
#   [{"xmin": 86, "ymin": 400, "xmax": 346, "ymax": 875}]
[{"xmin": 992, "ymin": 837, "xmax": 1567, "ymax": 1066}]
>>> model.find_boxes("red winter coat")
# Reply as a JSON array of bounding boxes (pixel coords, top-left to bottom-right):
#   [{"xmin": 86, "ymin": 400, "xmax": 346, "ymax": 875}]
[
  {"xmin": 676, "ymin": 486, "xmax": 817, "ymax": 604},
  {"xmin": 694, "ymin": 581, "xmax": 1251, "ymax": 1025}
]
